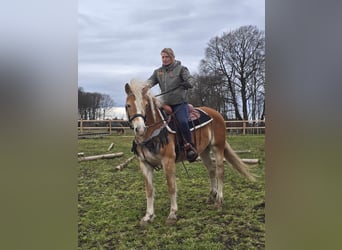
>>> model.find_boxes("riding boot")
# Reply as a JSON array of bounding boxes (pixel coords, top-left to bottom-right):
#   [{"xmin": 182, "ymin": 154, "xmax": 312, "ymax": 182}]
[{"xmin": 184, "ymin": 143, "xmax": 198, "ymax": 163}]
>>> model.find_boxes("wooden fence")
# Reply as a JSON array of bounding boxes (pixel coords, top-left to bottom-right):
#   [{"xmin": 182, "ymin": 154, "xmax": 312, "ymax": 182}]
[
  {"xmin": 78, "ymin": 120, "xmax": 129, "ymax": 136},
  {"xmin": 225, "ymin": 120, "xmax": 265, "ymax": 135},
  {"xmin": 78, "ymin": 119, "xmax": 265, "ymax": 136}
]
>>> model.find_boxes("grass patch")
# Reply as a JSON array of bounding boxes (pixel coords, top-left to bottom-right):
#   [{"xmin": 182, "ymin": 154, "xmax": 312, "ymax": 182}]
[{"xmin": 78, "ymin": 135, "xmax": 265, "ymax": 249}]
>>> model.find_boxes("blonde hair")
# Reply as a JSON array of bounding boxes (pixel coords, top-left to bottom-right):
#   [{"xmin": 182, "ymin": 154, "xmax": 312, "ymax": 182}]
[{"xmin": 161, "ymin": 48, "xmax": 175, "ymax": 61}]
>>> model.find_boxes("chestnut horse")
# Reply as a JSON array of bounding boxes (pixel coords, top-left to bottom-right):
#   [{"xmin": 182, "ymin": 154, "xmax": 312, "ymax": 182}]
[{"xmin": 124, "ymin": 80, "xmax": 255, "ymax": 225}]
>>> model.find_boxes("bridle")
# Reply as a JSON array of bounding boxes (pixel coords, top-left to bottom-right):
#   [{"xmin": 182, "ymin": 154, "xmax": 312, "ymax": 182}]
[
  {"xmin": 127, "ymin": 113, "xmax": 146, "ymax": 129},
  {"xmin": 128, "ymin": 113, "xmax": 146, "ymax": 123}
]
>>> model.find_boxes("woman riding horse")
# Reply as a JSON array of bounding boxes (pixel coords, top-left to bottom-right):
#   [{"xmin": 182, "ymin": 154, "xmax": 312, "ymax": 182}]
[
  {"xmin": 147, "ymin": 48, "xmax": 198, "ymax": 162},
  {"xmin": 125, "ymin": 80, "xmax": 256, "ymax": 225}
]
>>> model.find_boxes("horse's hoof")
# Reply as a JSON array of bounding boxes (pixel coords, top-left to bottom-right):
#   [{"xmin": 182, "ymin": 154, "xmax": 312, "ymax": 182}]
[
  {"xmin": 166, "ymin": 214, "xmax": 177, "ymax": 225},
  {"xmin": 214, "ymin": 202, "xmax": 223, "ymax": 211},
  {"xmin": 206, "ymin": 192, "xmax": 217, "ymax": 204},
  {"xmin": 206, "ymin": 197, "xmax": 215, "ymax": 204},
  {"xmin": 140, "ymin": 220, "xmax": 151, "ymax": 226},
  {"xmin": 166, "ymin": 218, "xmax": 177, "ymax": 225},
  {"xmin": 140, "ymin": 214, "xmax": 155, "ymax": 226}
]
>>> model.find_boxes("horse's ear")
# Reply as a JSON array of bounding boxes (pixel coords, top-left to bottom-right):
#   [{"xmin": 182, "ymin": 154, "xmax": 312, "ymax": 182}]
[{"xmin": 125, "ymin": 83, "xmax": 131, "ymax": 95}]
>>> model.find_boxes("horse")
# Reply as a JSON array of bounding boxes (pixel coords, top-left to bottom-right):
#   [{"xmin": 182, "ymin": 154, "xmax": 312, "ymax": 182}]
[{"xmin": 124, "ymin": 79, "xmax": 255, "ymax": 225}]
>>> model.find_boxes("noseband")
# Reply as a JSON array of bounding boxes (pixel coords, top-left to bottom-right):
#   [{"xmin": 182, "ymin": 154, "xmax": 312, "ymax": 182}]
[{"xmin": 128, "ymin": 113, "xmax": 146, "ymax": 129}]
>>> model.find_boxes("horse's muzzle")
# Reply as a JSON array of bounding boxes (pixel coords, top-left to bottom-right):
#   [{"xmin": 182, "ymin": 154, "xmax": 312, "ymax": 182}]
[{"xmin": 134, "ymin": 124, "xmax": 146, "ymax": 136}]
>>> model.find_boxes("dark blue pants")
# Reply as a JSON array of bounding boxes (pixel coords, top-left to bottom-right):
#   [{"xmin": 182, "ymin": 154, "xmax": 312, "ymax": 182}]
[{"xmin": 170, "ymin": 103, "xmax": 192, "ymax": 144}]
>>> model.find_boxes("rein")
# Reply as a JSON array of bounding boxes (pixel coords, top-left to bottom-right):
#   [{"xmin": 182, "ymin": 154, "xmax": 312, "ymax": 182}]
[
  {"xmin": 155, "ymin": 85, "xmax": 181, "ymax": 97},
  {"xmin": 144, "ymin": 104, "xmax": 184, "ymax": 130}
]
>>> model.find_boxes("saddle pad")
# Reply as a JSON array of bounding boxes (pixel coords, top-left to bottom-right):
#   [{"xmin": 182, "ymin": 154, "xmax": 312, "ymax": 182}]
[{"xmin": 165, "ymin": 108, "xmax": 213, "ymax": 133}]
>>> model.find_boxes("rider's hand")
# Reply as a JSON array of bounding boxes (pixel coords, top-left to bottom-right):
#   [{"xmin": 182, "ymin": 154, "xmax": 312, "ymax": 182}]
[{"xmin": 179, "ymin": 81, "xmax": 192, "ymax": 89}]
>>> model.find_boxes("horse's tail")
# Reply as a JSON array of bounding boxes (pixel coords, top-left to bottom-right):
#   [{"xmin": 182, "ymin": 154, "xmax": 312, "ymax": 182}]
[{"xmin": 224, "ymin": 142, "xmax": 256, "ymax": 181}]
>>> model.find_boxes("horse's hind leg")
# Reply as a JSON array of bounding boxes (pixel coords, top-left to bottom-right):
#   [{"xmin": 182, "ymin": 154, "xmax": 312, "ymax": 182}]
[
  {"xmin": 212, "ymin": 145, "xmax": 225, "ymax": 209},
  {"xmin": 140, "ymin": 162, "xmax": 155, "ymax": 225},
  {"xmin": 200, "ymin": 147, "xmax": 217, "ymax": 204}
]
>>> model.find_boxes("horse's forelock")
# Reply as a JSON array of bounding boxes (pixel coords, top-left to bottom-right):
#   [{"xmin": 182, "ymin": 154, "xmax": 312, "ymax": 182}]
[
  {"xmin": 129, "ymin": 79, "xmax": 159, "ymax": 122},
  {"xmin": 129, "ymin": 79, "xmax": 145, "ymax": 110}
]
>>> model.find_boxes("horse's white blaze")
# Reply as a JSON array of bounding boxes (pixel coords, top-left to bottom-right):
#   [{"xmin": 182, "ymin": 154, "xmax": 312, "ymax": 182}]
[
  {"xmin": 132, "ymin": 99, "xmax": 146, "ymax": 136},
  {"xmin": 132, "ymin": 117, "xmax": 145, "ymax": 136}
]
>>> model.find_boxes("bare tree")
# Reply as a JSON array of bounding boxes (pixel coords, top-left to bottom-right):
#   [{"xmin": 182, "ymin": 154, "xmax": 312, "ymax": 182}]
[
  {"xmin": 78, "ymin": 87, "xmax": 115, "ymax": 120},
  {"xmin": 99, "ymin": 94, "xmax": 115, "ymax": 119},
  {"xmin": 78, "ymin": 89, "xmax": 90, "ymax": 119},
  {"xmin": 188, "ymin": 73, "xmax": 226, "ymax": 113},
  {"xmin": 199, "ymin": 25, "xmax": 265, "ymax": 120}
]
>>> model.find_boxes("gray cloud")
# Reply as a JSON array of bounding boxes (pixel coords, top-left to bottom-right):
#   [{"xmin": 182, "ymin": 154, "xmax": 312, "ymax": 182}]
[{"xmin": 79, "ymin": 0, "xmax": 264, "ymax": 106}]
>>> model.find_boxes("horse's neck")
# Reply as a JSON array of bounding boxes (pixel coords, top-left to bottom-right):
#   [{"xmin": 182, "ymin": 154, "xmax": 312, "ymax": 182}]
[{"xmin": 145, "ymin": 98, "xmax": 164, "ymax": 137}]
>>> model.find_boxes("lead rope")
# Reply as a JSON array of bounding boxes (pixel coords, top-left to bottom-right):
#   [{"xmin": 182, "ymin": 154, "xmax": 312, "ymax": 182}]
[
  {"xmin": 169, "ymin": 111, "xmax": 191, "ymax": 178},
  {"xmin": 181, "ymin": 160, "xmax": 190, "ymax": 178}
]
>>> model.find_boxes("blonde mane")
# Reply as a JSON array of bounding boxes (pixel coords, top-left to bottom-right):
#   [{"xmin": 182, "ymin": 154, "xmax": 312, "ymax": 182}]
[{"xmin": 129, "ymin": 79, "xmax": 159, "ymax": 122}]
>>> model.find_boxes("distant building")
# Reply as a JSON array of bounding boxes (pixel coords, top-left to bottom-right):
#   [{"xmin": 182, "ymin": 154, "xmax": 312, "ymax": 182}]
[{"xmin": 104, "ymin": 107, "xmax": 127, "ymax": 120}]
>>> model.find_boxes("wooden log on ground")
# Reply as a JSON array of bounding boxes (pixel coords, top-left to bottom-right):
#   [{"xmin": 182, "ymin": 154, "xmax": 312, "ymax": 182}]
[
  {"xmin": 235, "ymin": 150, "xmax": 252, "ymax": 154},
  {"xmin": 78, "ymin": 152, "xmax": 124, "ymax": 162},
  {"xmin": 115, "ymin": 156, "xmax": 136, "ymax": 170},
  {"xmin": 196, "ymin": 157, "xmax": 259, "ymax": 164},
  {"xmin": 241, "ymin": 158, "xmax": 259, "ymax": 164},
  {"xmin": 107, "ymin": 143, "xmax": 114, "ymax": 151}
]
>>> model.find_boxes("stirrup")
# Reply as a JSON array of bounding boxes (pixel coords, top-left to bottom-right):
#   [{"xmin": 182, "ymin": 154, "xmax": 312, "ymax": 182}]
[
  {"xmin": 187, "ymin": 149, "xmax": 198, "ymax": 162},
  {"xmin": 184, "ymin": 143, "xmax": 198, "ymax": 162}
]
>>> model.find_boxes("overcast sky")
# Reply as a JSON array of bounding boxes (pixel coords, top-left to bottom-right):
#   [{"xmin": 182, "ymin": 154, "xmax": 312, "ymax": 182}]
[{"xmin": 78, "ymin": 0, "xmax": 265, "ymax": 106}]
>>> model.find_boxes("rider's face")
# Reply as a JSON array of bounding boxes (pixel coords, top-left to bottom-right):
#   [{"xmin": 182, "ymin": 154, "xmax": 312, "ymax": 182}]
[{"xmin": 161, "ymin": 52, "xmax": 172, "ymax": 66}]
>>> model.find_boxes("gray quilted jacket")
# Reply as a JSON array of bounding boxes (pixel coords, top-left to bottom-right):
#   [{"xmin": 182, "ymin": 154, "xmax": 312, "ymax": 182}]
[{"xmin": 148, "ymin": 60, "xmax": 195, "ymax": 105}]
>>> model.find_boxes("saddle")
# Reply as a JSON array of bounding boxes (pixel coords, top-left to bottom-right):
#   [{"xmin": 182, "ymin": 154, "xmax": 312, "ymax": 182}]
[{"xmin": 160, "ymin": 104, "xmax": 213, "ymax": 133}]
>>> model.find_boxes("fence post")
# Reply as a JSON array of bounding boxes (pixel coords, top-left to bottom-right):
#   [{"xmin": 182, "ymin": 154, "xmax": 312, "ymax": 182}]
[
  {"xmin": 80, "ymin": 119, "xmax": 83, "ymax": 134},
  {"xmin": 243, "ymin": 120, "xmax": 246, "ymax": 135},
  {"xmin": 109, "ymin": 120, "xmax": 112, "ymax": 135}
]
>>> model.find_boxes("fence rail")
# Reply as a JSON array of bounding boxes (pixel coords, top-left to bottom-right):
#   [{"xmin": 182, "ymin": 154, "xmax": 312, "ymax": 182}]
[
  {"xmin": 224, "ymin": 120, "xmax": 265, "ymax": 135},
  {"xmin": 78, "ymin": 119, "xmax": 265, "ymax": 136}
]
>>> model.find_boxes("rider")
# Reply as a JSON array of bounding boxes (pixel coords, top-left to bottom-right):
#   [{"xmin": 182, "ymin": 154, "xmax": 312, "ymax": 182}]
[{"xmin": 147, "ymin": 48, "xmax": 198, "ymax": 162}]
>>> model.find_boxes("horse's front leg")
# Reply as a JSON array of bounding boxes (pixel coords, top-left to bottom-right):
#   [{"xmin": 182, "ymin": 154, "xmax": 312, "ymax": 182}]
[
  {"xmin": 139, "ymin": 161, "xmax": 155, "ymax": 225},
  {"xmin": 163, "ymin": 159, "xmax": 178, "ymax": 224}
]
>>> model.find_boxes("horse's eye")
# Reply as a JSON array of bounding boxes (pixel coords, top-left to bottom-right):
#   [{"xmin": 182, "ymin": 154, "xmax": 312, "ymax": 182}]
[{"xmin": 126, "ymin": 104, "xmax": 131, "ymax": 109}]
